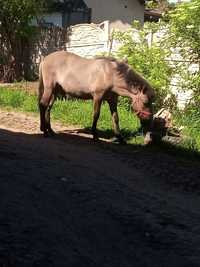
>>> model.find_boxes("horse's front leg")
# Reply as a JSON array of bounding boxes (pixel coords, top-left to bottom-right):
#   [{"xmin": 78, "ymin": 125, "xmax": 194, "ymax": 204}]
[
  {"xmin": 140, "ymin": 119, "xmax": 153, "ymax": 145},
  {"xmin": 92, "ymin": 96, "xmax": 102, "ymax": 141},
  {"xmin": 107, "ymin": 96, "xmax": 125, "ymax": 144}
]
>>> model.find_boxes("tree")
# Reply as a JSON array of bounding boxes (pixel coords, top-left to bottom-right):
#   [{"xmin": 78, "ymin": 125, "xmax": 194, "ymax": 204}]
[
  {"xmin": 145, "ymin": 0, "xmax": 175, "ymax": 13},
  {"xmin": 167, "ymin": 0, "xmax": 200, "ymax": 61},
  {"xmin": 0, "ymin": 0, "xmax": 47, "ymax": 81},
  {"xmin": 166, "ymin": 0, "xmax": 200, "ymax": 107}
]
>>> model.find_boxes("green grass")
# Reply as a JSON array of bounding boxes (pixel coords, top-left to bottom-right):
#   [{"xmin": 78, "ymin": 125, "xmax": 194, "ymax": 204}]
[
  {"xmin": 0, "ymin": 87, "xmax": 141, "ymax": 142},
  {"xmin": 0, "ymin": 88, "xmax": 38, "ymax": 112},
  {"xmin": 174, "ymin": 111, "xmax": 200, "ymax": 152},
  {"xmin": 1, "ymin": 86, "xmax": 200, "ymax": 155},
  {"xmin": 52, "ymin": 99, "xmax": 140, "ymax": 132}
]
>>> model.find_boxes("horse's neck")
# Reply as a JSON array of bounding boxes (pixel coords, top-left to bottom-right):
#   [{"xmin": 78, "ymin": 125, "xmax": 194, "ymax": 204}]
[{"xmin": 113, "ymin": 85, "xmax": 133, "ymax": 98}]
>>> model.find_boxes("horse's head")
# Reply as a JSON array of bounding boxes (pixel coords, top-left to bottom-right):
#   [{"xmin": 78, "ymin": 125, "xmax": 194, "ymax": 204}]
[
  {"xmin": 127, "ymin": 70, "xmax": 155, "ymax": 144},
  {"xmin": 111, "ymin": 59, "xmax": 155, "ymax": 144},
  {"xmin": 131, "ymin": 86, "xmax": 154, "ymax": 119}
]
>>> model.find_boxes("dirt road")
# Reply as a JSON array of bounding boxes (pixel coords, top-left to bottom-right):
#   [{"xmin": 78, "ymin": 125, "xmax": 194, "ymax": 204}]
[{"xmin": 0, "ymin": 110, "xmax": 200, "ymax": 267}]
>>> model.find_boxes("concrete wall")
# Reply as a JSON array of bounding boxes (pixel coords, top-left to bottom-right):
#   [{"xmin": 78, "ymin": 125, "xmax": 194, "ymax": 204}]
[
  {"xmin": 84, "ymin": 0, "xmax": 144, "ymax": 30},
  {"xmin": 33, "ymin": 21, "xmax": 111, "ymax": 69},
  {"xmin": 66, "ymin": 21, "xmax": 110, "ymax": 57}
]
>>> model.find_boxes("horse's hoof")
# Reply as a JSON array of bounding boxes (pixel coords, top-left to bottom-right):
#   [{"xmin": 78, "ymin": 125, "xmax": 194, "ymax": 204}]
[
  {"xmin": 111, "ymin": 136, "xmax": 126, "ymax": 144},
  {"xmin": 43, "ymin": 131, "xmax": 49, "ymax": 138},
  {"xmin": 119, "ymin": 137, "xmax": 126, "ymax": 144},
  {"xmin": 40, "ymin": 125, "xmax": 45, "ymax": 132},
  {"xmin": 93, "ymin": 135, "xmax": 99, "ymax": 142},
  {"xmin": 48, "ymin": 128, "xmax": 56, "ymax": 137}
]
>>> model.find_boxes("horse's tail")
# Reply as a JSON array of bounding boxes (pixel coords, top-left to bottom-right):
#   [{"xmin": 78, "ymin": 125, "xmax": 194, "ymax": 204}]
[{"xmin": 38, "ymin": 61, "xmax": 44, "ymax": 104}]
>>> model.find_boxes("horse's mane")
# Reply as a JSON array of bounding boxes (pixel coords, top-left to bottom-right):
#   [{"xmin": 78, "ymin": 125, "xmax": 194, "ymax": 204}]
[{"xmin": 96, "ymin": 56, "xmax": 152, "ymax": 92}]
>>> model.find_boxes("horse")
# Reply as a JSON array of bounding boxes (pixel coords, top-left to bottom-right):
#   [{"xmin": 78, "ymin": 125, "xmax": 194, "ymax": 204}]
[{"xmin": 38, "ymin": 51, "xmax": 155, "ymax": 144}]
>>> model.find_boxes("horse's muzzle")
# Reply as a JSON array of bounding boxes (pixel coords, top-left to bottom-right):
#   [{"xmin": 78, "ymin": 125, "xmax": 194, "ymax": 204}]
[{"xmin": 136, "ymin": 110, "xmax": 152, "ymax": 120}]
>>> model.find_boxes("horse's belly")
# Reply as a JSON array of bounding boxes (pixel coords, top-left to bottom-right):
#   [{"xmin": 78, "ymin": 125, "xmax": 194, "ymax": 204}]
[
  {"xmin": 65, "ymin": 91, "xmax": 92, "ymax": 100},
  {"xmin": 57, "ymin": 72, "xmax": 94, "ymax": 99}
]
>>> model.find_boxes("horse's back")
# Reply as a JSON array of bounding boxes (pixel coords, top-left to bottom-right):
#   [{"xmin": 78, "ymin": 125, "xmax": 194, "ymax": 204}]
[
  {"xmin": 40, "ymin": 51, "xmax": 88, "ymax": 86},
  {"xmin": 40, "ymin": 51, "xmax": 116, "ymax": 100},
  {"xmin": 42, "ymin": 51, "xmax": 86, "ymax": 71},
  {"xmin": 42, "ymin": 51, "xmax": 114, "ymax": 74}
]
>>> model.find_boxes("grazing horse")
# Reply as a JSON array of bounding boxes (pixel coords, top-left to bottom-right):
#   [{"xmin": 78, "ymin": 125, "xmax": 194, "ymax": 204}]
[{"xmin": 38, "ymin": 51, "xmax": 155, "ymax": 143}]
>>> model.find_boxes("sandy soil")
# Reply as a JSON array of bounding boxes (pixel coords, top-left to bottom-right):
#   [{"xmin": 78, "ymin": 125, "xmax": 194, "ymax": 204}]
[{"xmin": 0, "ymin": 109, "xmax": 200, "ymax": 267}]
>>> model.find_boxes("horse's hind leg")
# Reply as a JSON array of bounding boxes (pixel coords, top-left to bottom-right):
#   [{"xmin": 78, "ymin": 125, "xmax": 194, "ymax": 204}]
[
  {"xmin": 45, "ymin": 94, "xmax": 55, "ymax": 136},
  {"xmin": 92, "ymin": 96, "xmax": 102, "ymax": 141},
  {"xmin": 107, "ymin": 96, "xmax": 125, "ymax": 144},
  {"xmin": 39, "ymin": 103, "xmax": 46, "ymax": 133},
  {"xmin": 39, "ymin": 88, "xmax": 53, "ymax": 137}
]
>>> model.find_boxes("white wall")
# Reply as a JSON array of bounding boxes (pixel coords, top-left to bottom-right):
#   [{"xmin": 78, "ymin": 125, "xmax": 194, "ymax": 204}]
[
  {"xmin": 84, "ymin": 0, "xmax": 144, "ymax": 30},
  {"xmin": 67, "ymin": 21, "xmax": 110, "ymax": 58}
]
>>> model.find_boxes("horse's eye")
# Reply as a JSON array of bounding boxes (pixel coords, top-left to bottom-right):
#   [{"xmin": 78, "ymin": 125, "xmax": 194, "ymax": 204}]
[
  {"xmin": 133, "ymin": 89, "xmax": 138, "ymax": 95},
  {"xmin": 131, "ymin": 86, "xmax": 138, "ymax": 95}
]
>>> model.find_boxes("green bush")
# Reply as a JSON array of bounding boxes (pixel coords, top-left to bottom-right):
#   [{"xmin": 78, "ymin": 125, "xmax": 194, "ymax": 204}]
[
  {"xmin": 114, "ymin": 22, "xmax": 173, "ymax": 111},
  {"xmin": 165, "ymin": 0, "xmax": 200, "ymax": 114}
]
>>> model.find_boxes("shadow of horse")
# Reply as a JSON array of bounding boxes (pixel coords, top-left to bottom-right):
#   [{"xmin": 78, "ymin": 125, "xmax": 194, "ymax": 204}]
[{"xmin": 60, "ymin": 127, "xmax": 142, "ymax": 143}]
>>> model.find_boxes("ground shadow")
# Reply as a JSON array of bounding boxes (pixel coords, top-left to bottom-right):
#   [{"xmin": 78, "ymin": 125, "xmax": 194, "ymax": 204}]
[
  {"xmin": 1, "ymin": 128, "xmax": 200, "ymax": 267},
  {"xmin": 80, "ymin": 126, "xmax": 142, "ymax": 141},
  {"xmin": 62, "ymin": 126, "xmax": 200, "ymax": 160}
]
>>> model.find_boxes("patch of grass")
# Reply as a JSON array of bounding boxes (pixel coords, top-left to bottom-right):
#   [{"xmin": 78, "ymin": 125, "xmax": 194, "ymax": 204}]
[
  {"xmin": 0, "ymin": 88, "xmax": 26, "ymax": 108},
  {"xmin": 1, "ymin": 86, "xmax": 200, "ymax": 154},
  {"xmin": 52, "ymin": 99, "xmax": 140, "ymax": 131},
  {"xmin": 0, "ymin": 87, "xmax": 141, "ymax": 142},
  {"xmin": 173, "ymin": 111, "xmax": 200, "ymax": 153}
]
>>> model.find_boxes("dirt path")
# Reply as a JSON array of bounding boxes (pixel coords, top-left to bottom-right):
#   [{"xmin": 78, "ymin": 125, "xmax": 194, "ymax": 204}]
[{"xmin": 1, "ymin": 109, "xmax": 200, "ymax": 267}]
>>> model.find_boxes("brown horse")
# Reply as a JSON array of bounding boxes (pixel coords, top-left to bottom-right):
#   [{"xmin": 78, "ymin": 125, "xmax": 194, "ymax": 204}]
[{"xmin": 38, "ymin": 51, "xmax": 155, "ymax": 143}]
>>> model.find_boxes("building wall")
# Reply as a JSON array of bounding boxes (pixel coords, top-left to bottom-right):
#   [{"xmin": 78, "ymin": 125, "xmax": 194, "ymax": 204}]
[
  {"xmin": 35, "ymin": 0, "xmax": 144, "ymax": 30},
  {"xmin": 84, "ymin": 0, "xmax": 144, "ymax": 30}
]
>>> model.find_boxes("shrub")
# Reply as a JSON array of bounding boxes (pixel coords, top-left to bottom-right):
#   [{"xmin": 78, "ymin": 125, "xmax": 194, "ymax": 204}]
[{"xmin": 114, "ymin": 21, "xmax": 173, "ymax": 111}]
